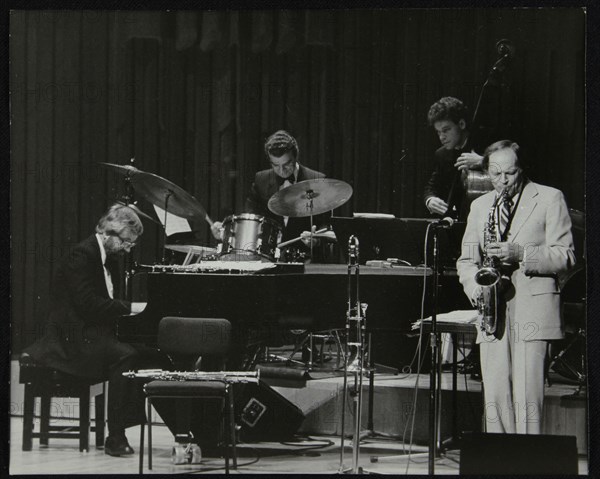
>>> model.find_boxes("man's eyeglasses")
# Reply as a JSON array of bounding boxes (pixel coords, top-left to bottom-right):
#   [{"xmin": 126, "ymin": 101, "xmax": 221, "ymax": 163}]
[{"xmin": 107, "ymin": 232, "xmax": 137, "ymax": 248}]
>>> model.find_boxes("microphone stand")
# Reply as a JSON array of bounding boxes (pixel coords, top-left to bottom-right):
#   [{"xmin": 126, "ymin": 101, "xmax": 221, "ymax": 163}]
[
  {"xmin": 369, "ymin": 221, "xmax": 447, "ymax": 471},
  {"xmin": 123, "ymin": 157, "xmax": 136, "ymax": 301},
  {"xmin": 428, "ymin": 224, "xmax": 443, "ymax": 475},
  {"xmin": 161, "ymin": 191, "xmax": 173, "ymax": 264},
  {"xmin": 306, "ymin": 189, "xmax": 315, "ymax": 260},
  {"xmin": 446, "ymin": 39, "xmax": 514, "ymax": 212},
  {"xmin": 338, "ymin": 236, "xmax": 372, "ymax": 475}
]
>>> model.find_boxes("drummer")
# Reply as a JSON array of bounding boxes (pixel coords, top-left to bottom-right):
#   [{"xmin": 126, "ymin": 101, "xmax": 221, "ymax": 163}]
[{"xmin": 211, "ymin": 130, "xmax": 335, "ymax": 260}]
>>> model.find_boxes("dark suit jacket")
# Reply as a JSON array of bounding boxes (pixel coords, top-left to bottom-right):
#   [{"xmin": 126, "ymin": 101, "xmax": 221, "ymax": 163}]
[
  {"xmin": 24, "ymin": 235, "xmax": 131, "ymax": 378},
  {"xmin": 423, "ymin": 132, "xmax": 494, "ymax": 221},
  {"xmin": 245, "ymin": 164, "xmax": 330, "ymax": 243}
]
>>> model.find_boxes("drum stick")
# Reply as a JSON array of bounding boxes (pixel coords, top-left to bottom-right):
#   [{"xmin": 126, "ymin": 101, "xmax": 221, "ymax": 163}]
[
  {"xmin": 204, "ymin": 214, "xmax": 214, "ymax": 227},
  {"xmin": 277, "ymin": 227, "xmax": 328, "ymax": 248}
]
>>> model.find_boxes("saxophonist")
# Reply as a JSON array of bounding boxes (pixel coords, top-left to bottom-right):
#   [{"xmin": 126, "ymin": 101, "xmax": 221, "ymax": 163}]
[{"xmin": 456, "ymin": 140, "xmax": 576, "ymax": 434}]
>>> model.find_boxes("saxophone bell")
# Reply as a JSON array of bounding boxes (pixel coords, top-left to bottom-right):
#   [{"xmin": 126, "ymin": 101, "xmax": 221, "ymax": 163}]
[{"xmin": 474, "ymin": 258, "xmax": 501, "ymax": 287}]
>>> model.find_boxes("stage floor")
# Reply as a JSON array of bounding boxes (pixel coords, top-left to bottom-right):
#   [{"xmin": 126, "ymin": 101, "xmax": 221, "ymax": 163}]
[{"xmin": 9, "ymin": 416, "xmax": 588, "ymax": 475}]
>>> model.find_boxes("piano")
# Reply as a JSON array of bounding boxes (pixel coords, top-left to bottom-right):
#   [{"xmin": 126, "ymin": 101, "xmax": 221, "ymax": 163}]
[{"xmin": 117, "ymin": 263, "xmax": 471, "ymax": 369}]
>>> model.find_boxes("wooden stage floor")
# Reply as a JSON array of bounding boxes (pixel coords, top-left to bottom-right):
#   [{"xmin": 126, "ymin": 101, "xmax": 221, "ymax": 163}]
[{"xmin": 9, "ymin": 417, "xmax": 589, "ymax": 475}]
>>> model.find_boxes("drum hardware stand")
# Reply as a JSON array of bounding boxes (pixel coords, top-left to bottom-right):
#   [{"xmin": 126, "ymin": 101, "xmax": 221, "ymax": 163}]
[
  {"xmin": 120, "ymin": 158, "xmax": 137, "ymax": 301},
  {"xmin": 160, "ymin": 191, "xmax": 174, "ymax": 264},
  {"xmin": 338, "ymin": 236, "xmax": 375, "ymax": 474},
  {"xmin": 306, "ymin": 190, "xmax": 316, "ymax": 260},
  {"xmin": 285, "ymin": 329, "xmax": 345, "ymax": 371}
]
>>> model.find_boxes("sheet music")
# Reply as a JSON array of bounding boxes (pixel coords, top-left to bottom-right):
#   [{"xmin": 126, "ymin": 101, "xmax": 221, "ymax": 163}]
[{"xmin": 153, "ymin": 205, "xmax": 192, "ymax": 236}]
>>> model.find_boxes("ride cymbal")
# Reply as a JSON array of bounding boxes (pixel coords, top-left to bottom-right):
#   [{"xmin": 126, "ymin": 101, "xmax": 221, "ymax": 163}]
[{"xmin": 268, "ymin": 178, "xmax": 353, "ymax": 217}]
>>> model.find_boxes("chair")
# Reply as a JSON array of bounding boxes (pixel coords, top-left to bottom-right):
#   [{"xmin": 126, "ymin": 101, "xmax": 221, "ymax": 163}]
[
  {"xmin": 139, "ymin": 317, "xmax": 236, "ymax": 474},
  {"xmin": 19, "ymin": 355, "xmax": 105, "ymax": 452}
]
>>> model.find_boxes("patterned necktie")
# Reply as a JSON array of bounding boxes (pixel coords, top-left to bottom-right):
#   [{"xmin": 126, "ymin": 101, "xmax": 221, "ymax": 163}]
[{"xmin": 499, "ymin": 191, "xmax": 513, "ymax": 238}]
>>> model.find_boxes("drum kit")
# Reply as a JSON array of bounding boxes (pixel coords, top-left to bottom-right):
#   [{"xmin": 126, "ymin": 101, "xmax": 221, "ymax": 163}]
[{"xmin": 101, "ymin": 162, "xmax": 353, "ymax": 263}]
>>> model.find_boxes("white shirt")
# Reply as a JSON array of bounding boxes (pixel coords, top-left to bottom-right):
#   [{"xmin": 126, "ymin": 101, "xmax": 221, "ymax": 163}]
[
  {"xmin": 95, "ymin": 233, "xmax": 114, "ymax": 299},
  {"xmin": 279, "ymin": 163, "xmax": 299, "ymax": 227}
]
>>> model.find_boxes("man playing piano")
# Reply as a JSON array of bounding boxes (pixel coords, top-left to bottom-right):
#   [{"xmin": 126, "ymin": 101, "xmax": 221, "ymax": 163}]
[{"xmin": 23, "ymin": 204, "xmax": 154, "ymax": 456}]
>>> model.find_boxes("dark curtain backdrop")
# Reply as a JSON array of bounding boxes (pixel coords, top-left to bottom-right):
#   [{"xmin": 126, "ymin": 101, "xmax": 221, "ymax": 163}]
[{"xmin": 10, "ymin": 9, "xmax": 585, "ymax": 353}]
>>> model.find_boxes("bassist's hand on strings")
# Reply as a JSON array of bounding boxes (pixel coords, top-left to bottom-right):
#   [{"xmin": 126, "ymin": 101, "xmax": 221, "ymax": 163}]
[
  {"xmin": 425, "ymin": 196, "xmax": 449, "ymax": 215},
  {"xmin": 454, "ymin": 150, "xmax": 484, "ymax": 171}
]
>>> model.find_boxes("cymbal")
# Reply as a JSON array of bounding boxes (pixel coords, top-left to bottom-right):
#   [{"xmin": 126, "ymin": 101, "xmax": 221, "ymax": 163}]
[
  {"xmin": 165, "ymin": 244, "xmax": 217, "ymax": 256},
  {"xmin": 130, "ymin": 171, "xmax": 208, "ymax": 221},
  {"xmin": 99, "ymin": 162, "xmax": 141, "ymax": 176},
  {"xmin": 268, "ymin": 179, "xmax": 353, "ymax": 217},
  {"xmin": 115, "ymin": 201, "xmax": 160, "ymax": 225}
]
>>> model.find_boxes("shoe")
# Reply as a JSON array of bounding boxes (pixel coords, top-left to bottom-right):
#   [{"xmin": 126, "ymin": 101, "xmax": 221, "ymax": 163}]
[{"xmin": 105, "ymin": 435, "xmax": 135, "ymax": 457}]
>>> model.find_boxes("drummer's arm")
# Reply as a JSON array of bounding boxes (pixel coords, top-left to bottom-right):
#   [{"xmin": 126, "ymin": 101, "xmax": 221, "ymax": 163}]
[
  {"xmin": 299, "ymin": 212, "xmax": 337, "ymax": 245},
  {"xmin": 210, "ymin": 221, "xmax": 223, "ymax": 241}
]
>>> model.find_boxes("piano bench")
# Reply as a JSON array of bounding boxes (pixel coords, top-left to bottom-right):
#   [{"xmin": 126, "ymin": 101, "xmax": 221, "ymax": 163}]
[{"xmin": 19, "ymin": 357, "xmax": 106, "ymax": 452}]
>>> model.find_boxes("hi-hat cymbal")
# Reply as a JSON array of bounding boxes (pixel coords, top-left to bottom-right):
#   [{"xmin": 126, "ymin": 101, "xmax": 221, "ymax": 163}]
[
  {"xmin": 268, "ymin": 178, "xmax": 353, "ymax": 217},
  {"xmin": 130, "ymin": 171, "xmax": 208, "ymax": 221},
  {"xmin": 99, "ymin": 162, "xmax": 141, "ymax": 176}
]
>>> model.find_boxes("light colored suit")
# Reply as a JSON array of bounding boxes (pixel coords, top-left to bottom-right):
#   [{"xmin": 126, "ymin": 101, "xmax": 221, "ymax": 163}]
[{"xmin": 457, "ymin": 180, "xmax": 575, "ymax": 433}]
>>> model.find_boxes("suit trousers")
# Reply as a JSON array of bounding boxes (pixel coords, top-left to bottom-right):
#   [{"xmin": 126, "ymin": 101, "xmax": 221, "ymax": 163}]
[
  {"xmin": 480, "ymin": 313, "xmax": 548, "ymax": 434},
  {"xmin": 81, "ymin": 338, "xmax": 167, "ymax": 435}
]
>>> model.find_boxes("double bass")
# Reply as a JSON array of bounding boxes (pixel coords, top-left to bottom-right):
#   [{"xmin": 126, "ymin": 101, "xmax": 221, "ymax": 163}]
[{"xmin": 447, "ymin": 39, "xmax": 516, "ymax": 205}]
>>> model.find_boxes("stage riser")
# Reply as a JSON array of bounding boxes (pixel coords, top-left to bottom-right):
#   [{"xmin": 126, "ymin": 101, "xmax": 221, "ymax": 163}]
[{"xmin": 266, "ymin": 377, "xmax": 587, "ymax": 454}]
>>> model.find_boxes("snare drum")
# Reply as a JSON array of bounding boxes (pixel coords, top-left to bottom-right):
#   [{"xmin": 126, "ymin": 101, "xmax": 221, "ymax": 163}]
[{"xmin": 220, "ymin": 213, "xmax": 281, "ymax": 261}]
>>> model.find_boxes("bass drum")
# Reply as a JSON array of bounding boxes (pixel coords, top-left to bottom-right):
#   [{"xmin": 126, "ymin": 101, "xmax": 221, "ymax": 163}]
[{"xmin": 220, "ymin": 213, "xmax": 281, "ymax": 262}]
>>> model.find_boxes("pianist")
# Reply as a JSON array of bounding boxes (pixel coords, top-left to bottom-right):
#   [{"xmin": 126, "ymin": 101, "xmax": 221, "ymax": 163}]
[{"xmin": 23, "ymin": 204, "xmax": 156, "ymax": 457}]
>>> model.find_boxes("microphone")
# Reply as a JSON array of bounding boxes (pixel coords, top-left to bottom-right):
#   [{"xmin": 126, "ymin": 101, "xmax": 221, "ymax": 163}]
[{"xmin": 432, "ymin": 217, "xmax": 455, "ymax": 229}]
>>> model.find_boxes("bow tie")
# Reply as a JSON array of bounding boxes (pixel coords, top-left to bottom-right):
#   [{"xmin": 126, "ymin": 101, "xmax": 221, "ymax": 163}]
[{"xmin": 278, "ymin": 175, "xmax": 296, "ymax": 185}]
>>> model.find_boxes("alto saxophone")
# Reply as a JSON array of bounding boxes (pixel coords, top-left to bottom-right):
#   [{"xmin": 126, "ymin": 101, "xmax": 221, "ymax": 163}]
[{"xmin": 474, "ymin": 192, "xmax": 503, "ymax": 334}]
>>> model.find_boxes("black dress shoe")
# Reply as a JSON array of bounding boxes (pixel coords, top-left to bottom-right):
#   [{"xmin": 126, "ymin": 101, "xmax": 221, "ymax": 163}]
[{"xmin": 105, "ymin": 435, "xmax": 135, "ymax": 457}]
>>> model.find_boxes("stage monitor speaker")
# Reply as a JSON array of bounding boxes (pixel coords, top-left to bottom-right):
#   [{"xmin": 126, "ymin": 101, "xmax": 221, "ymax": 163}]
[
  {"xmin": 235, "ymin": 381, "xmax": 305, "ymax": 442},
  {"xmin": 459, "ymin": 432, "xmax": 578, "ymax": 475}
]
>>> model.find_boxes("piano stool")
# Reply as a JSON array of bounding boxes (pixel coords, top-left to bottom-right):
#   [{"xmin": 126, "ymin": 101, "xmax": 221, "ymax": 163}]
[{"xmin": 19, "ymin": 356, "xmax": 106, "ymax": 452}]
